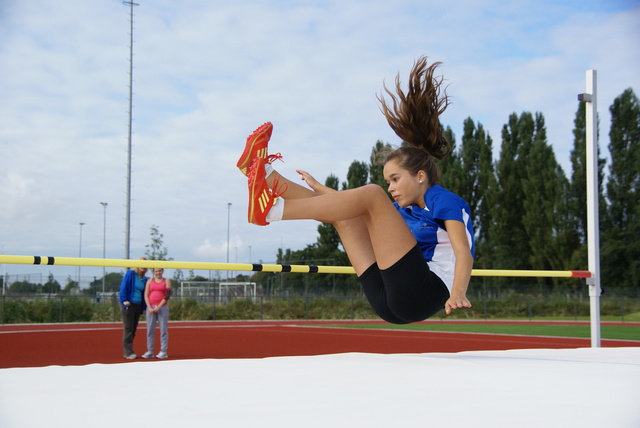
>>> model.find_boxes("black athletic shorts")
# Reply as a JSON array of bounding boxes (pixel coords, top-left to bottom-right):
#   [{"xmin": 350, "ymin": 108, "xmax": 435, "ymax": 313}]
[{"xmin": 358, "ymin": 244, "xmax": 450, "ymax": 324}]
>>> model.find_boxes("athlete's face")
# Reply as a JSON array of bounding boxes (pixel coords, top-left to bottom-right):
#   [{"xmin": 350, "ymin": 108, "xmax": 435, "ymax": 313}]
[{"xmin": 383, "ymin": 159, "xmax": 426, "ymax": 208}]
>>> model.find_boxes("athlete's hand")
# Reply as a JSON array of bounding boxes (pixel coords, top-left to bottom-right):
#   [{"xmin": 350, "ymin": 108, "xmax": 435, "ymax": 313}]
[
  {"xmin": 445, "ymin": 292, "xmax": 472, "ymax": 315},
  {"xmin": 296, "ymin": 170, "xmax": 335, "ymax": 195}
]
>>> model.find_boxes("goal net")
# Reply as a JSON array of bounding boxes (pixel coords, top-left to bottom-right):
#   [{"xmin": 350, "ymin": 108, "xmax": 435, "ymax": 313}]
[{"xmin": 179, "ymin": 281, "xmax": 260, "ymax": 303}]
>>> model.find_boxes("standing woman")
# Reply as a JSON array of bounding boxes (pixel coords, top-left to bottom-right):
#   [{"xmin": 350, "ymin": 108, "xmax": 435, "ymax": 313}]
[
  {"xmin": 142, "ymin": 268, "xmax": 172, "ymax": 359},
  {"xmin": 238, "ymin": 57, "xmax": 474, "ymax": 324},
  {"xmin": 118, "ymin": 258, "xmax": 148, "ymax": 359}
]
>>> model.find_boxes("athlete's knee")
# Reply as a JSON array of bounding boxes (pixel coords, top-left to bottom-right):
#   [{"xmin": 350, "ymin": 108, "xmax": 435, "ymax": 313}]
[
  {"xmin": 359, "ymin": 184, "xmax": 388, "ymax": 203},
  {"xmin": 361, "ymin": 183, "xmax": 385, "ymax": 194}
]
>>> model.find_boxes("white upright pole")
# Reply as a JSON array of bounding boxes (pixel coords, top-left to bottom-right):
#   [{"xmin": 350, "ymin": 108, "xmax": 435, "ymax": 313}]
[{"xmin": 579, "ymin": 70, "xmax": 601, "ymax": 348}]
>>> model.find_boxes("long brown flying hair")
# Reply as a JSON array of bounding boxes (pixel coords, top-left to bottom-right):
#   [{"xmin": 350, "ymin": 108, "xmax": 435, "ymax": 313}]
[{"xmin": 377, "ymin": 56, "xmax": 451, "ymax": 160}]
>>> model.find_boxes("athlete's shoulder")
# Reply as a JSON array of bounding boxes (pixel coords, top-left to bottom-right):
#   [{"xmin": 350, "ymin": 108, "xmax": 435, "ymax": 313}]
[{"xmin": 426, "ymin": 185, "xmax": 464, "ymax": 204}]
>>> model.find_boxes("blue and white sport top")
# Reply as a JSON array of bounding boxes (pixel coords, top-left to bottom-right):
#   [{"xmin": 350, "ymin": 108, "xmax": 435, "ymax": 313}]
[{"xmin": 394, "ymin": 184, "xmax": 474, "ymax": 292}]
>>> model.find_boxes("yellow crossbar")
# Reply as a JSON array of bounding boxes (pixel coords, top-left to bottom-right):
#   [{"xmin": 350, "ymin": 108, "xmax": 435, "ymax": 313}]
[{"xmin": 0, "ymin": 255, "xmax": 591, "ymax": 278}]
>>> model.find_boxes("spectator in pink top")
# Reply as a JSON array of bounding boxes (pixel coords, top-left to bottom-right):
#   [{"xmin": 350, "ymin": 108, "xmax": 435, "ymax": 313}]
[{"xmin": 142, "ymin": 268, "xmax": 172, "ymax": 359}]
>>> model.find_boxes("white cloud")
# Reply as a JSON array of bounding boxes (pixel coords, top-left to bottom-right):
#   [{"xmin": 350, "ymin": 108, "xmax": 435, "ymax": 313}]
[{"xmin": 192, "ymin": 239, "xmax": 224, "ymax": 259}]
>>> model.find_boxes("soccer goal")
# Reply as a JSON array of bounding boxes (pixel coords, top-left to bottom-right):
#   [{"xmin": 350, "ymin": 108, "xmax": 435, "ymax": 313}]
[{"xmin": 179, "ymin": 281, "xmax": 260, "ymax": 303}]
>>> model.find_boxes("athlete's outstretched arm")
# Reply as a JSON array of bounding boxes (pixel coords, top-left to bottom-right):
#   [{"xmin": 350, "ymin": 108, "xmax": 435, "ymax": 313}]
[{"xmin": 443, "ymin": 219, "xmax": 473, "ymax": 314}]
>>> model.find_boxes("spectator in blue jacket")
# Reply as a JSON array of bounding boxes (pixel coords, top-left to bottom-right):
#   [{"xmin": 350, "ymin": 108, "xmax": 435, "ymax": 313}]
[{"xmin": 118, "ymin": 258, "xmax": 149, "ymax": 359}]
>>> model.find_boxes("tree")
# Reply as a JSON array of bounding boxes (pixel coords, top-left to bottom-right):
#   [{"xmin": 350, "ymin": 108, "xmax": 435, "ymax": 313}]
[
  {"xmin": 342, "ymin": 160, "xmax": 368, "ymax": 190},
  {"xmin": 568, "ymin": 101, "xmax": 607, "ymax": 269},
  {"xmin": 9, "ymin": 280, "xmax": 38, "ymax": 295},
  {"xmin": 145, "ymin": 225, "xmax": 173, "ymax": 261},
  {"xmin": 43, "ymin": 273, "xmax": 61, "ymax": 295},
  {"xmin": 521, "ymin": 113, "xmax": 579, "ymax": 274},
  {"xmin": 486, "ymin": 112, "xmax": 536, "ymax": 271},
  {"xmin": 606, "ymin": 89, "xmax": 640, "ymax": 231},
  {"xmin": 369, "ymin": 140, "xmax": 392, "ymax": 190},
  {"xmin": 602, "ymin": 88, "xmax": 640, "ymax": 289},
  {"xmin": 88, "ymin": 272, "xmax": 123, "ymax": 295},
  {"xmin": 444, "ymin": 118, "xmax": 495, "ymax": 267},
  {"xmin": 63, "ymin": 276, "xmax": 79, "ymax": 295},
  {"xmin": 438, "ymin": 126, "xmax": 461, "ymax": 192}
]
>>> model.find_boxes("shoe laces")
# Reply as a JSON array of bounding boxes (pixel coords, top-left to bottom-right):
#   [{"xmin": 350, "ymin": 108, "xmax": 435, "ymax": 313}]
[
  {"xmin": 271, "ymin": 176, "xmax": 288, "ymax": 199},
  {"xmin": 266, "ymin": 153, "xmax": 283, "ymax": 164},
  {"xmin": 247, "ymin": 158, "xmax": 261, "ymax": 187},
  {"xmin": 248, "ymin": 155, "xmax": 288, "ymax": 198},
  {"xmin": 268, "ymin": 154, "xmax": 287, "ymax": 197}
]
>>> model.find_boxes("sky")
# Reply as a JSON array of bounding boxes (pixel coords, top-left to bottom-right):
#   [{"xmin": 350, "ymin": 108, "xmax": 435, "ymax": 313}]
[{"xmin": 1, "ymin": 0, "xmax": 639, "ymax": 286}]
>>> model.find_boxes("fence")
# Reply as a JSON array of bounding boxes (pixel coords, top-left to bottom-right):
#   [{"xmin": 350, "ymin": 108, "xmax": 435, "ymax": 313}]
[
  {"xmin": 0, "ymin": 254, "xmax": 612, "ymax": 347},
  {"xmin": 2, "ymin": 294, "xmax": 638, "ymax": 325}
]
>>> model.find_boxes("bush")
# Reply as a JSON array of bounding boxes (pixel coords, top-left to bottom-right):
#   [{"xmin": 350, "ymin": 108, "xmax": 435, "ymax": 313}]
[
  {"xmin": 60, "ymin": 298, "xmax": 93, "ymax": 322},
  {"xmin": 0, "ymin": 296, "xmax": 94, "ymax": 323},
  {"xmin": 261, "ymin": 298, "xmax": 307, "ymax": 320},
  {"xmin": 213, "ymin": 299, "xmax": 261, "ymax": 320},
  {"xmin": 170, "ymin": 298, "xmax": 214, "ymax": 321},
  {"xmin": 91, "ymin": 296, "xmax": 121, "ymax": 322},
  {"xmin": 1, "ymin": 295, "xmax": 639, "ymax": 324}
]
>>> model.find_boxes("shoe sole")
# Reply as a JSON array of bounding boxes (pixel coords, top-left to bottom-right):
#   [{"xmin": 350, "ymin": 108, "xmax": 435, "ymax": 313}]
[{"xmin": 237, "ymin": 122, "xmax": 272, "ymax": 176}]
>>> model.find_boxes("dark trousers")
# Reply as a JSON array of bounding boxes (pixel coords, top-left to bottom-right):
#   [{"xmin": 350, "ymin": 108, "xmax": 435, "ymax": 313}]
[
  {"xmin": 359, "ymin": 244, "xmax": 450, "ymax": 324},
  {"xmin": 121, "ymin": 303, "xmax": 143, "ymax": 357}
]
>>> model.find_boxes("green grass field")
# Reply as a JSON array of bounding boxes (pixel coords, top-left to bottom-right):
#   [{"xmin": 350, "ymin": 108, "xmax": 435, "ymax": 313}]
[{"xmin": 335, "ymin": 322, "xmax": 640, "ymax": 341}]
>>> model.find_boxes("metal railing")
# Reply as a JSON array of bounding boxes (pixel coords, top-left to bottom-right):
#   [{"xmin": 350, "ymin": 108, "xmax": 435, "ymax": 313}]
[{"xmin": 2, "ymin": 294, "xmax": 638, "ymax": 325}]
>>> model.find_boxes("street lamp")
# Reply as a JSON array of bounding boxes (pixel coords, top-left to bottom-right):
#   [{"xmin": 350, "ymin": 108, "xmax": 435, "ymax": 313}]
[
  {"xmin": 100, "ymin": 202, "xmax": 108, "ymax": 294},
  {"xmin": 227, "ymin": 202, "xmax": 231, "ymax": 281},
  {"xmin": 78, "ymin": 222, "xmax": 85, "ymax": 289}
]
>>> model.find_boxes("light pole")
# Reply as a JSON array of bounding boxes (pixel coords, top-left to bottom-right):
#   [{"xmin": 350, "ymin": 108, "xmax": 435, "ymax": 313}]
[
  {"xmin": 100, "ymin": 202, "xmax": 108, "ymax": 294},
  {"xmin": 78, "ymin": 222, "xmax": 85, "ymax": 289},
  {"xmin": 123, "ymin": 0, "xmax": 139, "ymax": 260},
  {"xmin": 226, "ymin": 202, "xmax": 231, "ymax": 281}
]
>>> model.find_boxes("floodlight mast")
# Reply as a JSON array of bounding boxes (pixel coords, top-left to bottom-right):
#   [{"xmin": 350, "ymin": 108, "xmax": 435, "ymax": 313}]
[
  {"xmin": 123, "ymin": 1, "xmax": 139, "ymax": 260},
  {"xmin": 578, "ymin": 70, "xmax": 601, "ymax": 348}
]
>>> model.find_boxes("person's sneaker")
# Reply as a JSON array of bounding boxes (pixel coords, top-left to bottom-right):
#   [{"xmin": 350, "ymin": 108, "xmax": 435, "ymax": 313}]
[
  {"xmin": 237, "ymin": 122, "xmax": 273, "ymax": 176},
  {"xmin": 141, "ymin": 351, "xmax": 154, "ymax": 359},
  {"xmin": 124, "ymin": 353, "xmax": 138, "ymax": 360},
  {"xmin": 156, "ymin": 351, "xmax": 168, "ymax": 359},
  {"xmin": 247, "ymin": 157, "xmax": 286, "ymax": 226}
]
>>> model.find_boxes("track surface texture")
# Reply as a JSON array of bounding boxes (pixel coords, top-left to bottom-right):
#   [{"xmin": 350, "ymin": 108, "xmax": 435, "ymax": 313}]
[{"xmin": 1, "ymin": 320, "xmax": 638, "ymax": 368}]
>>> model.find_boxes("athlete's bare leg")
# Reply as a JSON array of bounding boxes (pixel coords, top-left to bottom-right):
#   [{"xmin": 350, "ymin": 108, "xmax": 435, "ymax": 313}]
[
  {"xmin": 264, "ymin": 168, "xmax": 416, "ymax": 273},
  {"xmin": 266, "ymin": 170, "xmax": 315, "ymax": 199},
  {"xmin": 281, "ymin": 184, "xmax": 416, "ymax": 272}
]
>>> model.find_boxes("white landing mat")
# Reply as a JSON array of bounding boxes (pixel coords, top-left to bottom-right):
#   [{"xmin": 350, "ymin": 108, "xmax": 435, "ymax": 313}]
[{"xmin": 1, "ymin": 347, "xmax": 638, "ymax": 428}]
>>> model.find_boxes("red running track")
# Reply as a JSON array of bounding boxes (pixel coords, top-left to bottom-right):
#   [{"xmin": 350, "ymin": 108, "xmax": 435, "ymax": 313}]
[{"xmin": 1, "ymin": 320, "xmax": 638, "ymax": 368}]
